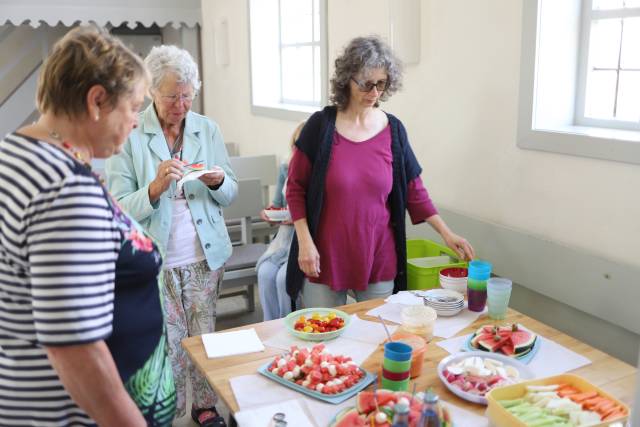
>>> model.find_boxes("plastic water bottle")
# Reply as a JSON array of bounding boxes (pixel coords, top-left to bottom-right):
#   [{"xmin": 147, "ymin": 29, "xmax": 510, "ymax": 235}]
[
  {"xmin": 419, "ymin": 390, "xmax": 441, "ymax": 427},
  {"xmin": 391, "ymin": 402, "xmax": 410, "ymax": 427}
]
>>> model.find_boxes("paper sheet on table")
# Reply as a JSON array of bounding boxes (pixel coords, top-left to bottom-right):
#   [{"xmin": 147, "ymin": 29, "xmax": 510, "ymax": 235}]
[
  {"xmin": 234, "ymin": 399, "xmax": 315, "ymax": 427},
  {"xmin": 262, "ymin": 316, "xmax": 395, "ymax": 365},
  {"xmin": 436, "ymin": 332, "xmax": 592, "ymax": 377},
  {"xmin": 201, "ymin": 328, "xmax": 265, "ymax": 358},
  {"xmin": 441, "ymin": 401, "xmax": 489, "ymax": 427},
  {"xmin": 230, "ymin": 374, "xmax": 354, "ymax": 427},
  {"xmin": 230, "ymin": 374, "xmax": 489, "ymax": 427},
  {"xmin": 176, "ymin": 169, "xmax": 213, "ymax": 193},
  {"xmin": 366, "ymin": 301, "xmax": 487, "ymax": 339}
]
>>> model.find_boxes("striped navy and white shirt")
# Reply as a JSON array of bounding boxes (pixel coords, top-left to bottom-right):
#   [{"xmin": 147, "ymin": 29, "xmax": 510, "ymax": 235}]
[{"xmin": 0, "ymin": 132, "xmax": 121, "ymax": 426}]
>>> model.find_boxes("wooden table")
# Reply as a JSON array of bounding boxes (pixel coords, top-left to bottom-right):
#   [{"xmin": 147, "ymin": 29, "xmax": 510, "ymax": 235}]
[{"xmin": 183, "ymin": 299, "xmax": 637, "ymax": 420}]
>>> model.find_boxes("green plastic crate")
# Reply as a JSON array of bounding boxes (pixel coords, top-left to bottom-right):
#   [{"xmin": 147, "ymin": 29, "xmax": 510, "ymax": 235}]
[{"xmin": 406, "ymin": 239, "xmax": 467, "ymax": 290}]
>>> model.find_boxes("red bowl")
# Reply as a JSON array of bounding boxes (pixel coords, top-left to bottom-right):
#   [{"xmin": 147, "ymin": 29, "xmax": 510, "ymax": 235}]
[{"xmin": 439, "ymin": 267, "xmax": 468, "ymax": 278}]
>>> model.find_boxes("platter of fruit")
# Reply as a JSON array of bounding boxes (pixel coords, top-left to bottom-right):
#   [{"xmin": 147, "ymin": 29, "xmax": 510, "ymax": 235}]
[
  {"xmin": 437, "ymin": 351, "xmax": 534, "ymax": 405},
  {"xmin": 487, "ymin": 374, "xmax": 629, "ymax": 426},
  {"xmin": 328, "ymin": 389, "xmax": 453, "ymax": 427},
  {"xmin": 464, "ymin": 324, "xmax": 539, "ymax": 363},
  {"xmin": 285, "ymin": 308, "xmax": 350, "ymax": 341},
  {"xmin": 258, "ymin": 344, "xmax": 375, "ymax": 404}
]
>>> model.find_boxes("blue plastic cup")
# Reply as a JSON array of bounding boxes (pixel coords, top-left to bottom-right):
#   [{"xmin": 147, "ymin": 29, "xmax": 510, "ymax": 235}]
[
  {"xmin": 383, "ymin": 342, "xmax": 412, "ymax": 362},
  {"xmin": 468, "ymin": 260, "xmax": 492, "ymax": 280}
]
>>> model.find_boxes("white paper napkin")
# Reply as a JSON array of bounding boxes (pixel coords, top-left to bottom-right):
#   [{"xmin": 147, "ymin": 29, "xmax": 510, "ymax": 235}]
[
  {"xmin": 230, "ymin": 374, "xmax": 354, "ymax": 427},
  {"xmin": 436, "ymin": 332, "xmax": 592, "ymax": 377},
  {"xmin": 366, "ymin": 301, "xmax": 487, "ymax": 339},
  {"xmin": 201, "ymin": 328, "xmax": 265, "ymax": 358},
  {"xmin": 234, "ymin": 399, "xmax": 315, "ymax": 427}
]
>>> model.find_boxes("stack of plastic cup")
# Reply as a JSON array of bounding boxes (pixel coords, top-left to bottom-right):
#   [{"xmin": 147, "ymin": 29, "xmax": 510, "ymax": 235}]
[
  {"xmin": 467, "ymin": 260, "xmax": 492, "ymax": 312},
  {"xmin": 381, "ymin": 342, "xmax": 412, "ymax": 391},
  {"xmin": 487, "ymin": 277, "xmax": 513, "ymax": 319}
]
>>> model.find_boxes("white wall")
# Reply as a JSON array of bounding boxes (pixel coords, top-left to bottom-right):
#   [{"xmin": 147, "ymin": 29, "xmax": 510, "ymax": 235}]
[{"xmin": 201, "ymin": 0, "xmax": 640, "ymax": 270}]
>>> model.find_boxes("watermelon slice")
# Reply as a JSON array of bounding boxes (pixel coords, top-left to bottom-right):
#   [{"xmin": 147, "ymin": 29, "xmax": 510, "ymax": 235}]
[
  {"xmin": 471, "ymin": 323, "xmax": 537, "ymax": 358},
  {"xmin": 356, "ymin": 390, "xmax": 397, "ymax": 414},
  {"xmin": 329, "ymin": 407, "xmax": 366, "ymax": 427}
]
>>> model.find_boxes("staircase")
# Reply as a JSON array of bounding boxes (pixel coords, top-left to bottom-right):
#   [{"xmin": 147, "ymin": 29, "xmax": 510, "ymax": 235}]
[{"xmin": 0, "ymin": 24, "xmax": 67, "ymax": 138}]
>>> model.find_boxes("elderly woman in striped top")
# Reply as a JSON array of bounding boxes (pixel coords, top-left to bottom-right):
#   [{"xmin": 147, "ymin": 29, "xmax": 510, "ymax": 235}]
[{"xmin": 0, "ymin": 26, "xmax": 175, "ymax": 426}]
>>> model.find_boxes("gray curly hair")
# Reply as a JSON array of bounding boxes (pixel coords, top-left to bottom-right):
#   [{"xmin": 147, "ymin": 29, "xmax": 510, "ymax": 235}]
[
  {"xmin": 144, "ymin": 45, "xmax": 201, "ymax": 95},
  {"xmin": 330, "ymin": 36, "xmax": 402, "ymax": 110}
]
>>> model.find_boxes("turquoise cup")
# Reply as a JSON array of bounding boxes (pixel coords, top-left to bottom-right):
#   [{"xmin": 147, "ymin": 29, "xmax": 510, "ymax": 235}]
[{"xmin": 487, "ymin": 277, "xmax": 512, "ymax": 319}]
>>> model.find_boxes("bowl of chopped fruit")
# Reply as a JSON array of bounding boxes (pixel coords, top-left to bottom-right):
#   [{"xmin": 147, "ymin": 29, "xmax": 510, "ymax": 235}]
[{"xmin": 284, "ymin": 308, "xmax": 350, "ymax": 341}]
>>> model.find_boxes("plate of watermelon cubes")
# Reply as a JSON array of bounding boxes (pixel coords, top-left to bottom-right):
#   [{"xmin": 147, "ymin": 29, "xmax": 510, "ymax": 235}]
[
  {"xmin": 328, "ymin": 390, "xmax": 453, "ymax": 427},
  {"xmin": 464, "ymin": 323, "xmax": 540, "ymax": 363},
  {"xmin": 258, "ymin": 344, "xmax": 376, "ymax": 404}
]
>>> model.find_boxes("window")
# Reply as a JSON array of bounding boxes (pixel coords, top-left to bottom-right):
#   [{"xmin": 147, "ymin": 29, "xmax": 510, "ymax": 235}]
[
  {"xmin": 577, "ymin": 0, "xmax": 640, "ymax": 130},
  {"xmin": 248, "ymin": 0, "xmax": 327, "ymax": 119},
  {"xmin": 517, "ymin": 0, "xmax": 640, "ymax": 165}
]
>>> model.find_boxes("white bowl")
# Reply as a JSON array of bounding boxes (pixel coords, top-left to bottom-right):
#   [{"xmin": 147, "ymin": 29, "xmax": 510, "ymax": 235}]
[
  {"xmin": 264, "ymin": 209, "xmax": 291, "ymax": 222},
  {"xmin": 439, "ymin": 277, "xmax": 468, "ymax": 294}
]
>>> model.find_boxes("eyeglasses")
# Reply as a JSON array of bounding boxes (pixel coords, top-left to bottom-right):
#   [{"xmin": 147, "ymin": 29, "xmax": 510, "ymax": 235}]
[
  {"xmin": 351, "ymin": 77, "xmax": 389, "ymax": 93},
  {"xmin": 160, "ymin": 93, "xmax": 195, "ymax": 104}
]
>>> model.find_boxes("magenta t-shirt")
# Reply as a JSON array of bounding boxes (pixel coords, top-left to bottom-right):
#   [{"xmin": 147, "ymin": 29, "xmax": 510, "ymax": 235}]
[{"xmin": 287, "ymin": 125, "xmax": 437, "ymax": 291}]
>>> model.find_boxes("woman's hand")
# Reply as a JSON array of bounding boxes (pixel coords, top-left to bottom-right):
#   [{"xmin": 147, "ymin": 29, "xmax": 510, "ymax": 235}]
[
  {"xmin": 198, "ymin": 166, "xmax": 225, "ymax": 188},
  {"xmin": 148, "ymin": 159, "xmax": 184, "ymax": 203},
  {"xmin": 443, "ymin": 231, "xmax": 475, "ymax": 261},
  {"xmin": 298, "ymin": 239, "xmax": 321, "ymax": 278}
]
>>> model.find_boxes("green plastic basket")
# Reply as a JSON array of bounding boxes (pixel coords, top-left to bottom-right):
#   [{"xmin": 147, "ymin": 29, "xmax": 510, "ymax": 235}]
[{"xmin": 406, "ymin": 239, "xmax": 467, "ymax": 290}]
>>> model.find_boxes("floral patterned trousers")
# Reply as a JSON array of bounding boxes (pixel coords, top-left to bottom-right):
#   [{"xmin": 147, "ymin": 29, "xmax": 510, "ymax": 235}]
[{"xmin": 162, "ymin": 260, "xmax": 223, "ymax": 418}]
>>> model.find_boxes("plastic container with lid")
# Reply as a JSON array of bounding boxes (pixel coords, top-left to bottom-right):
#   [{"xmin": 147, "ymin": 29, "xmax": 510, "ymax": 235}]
[
  {"xmin": 390, "ymin": 331, "xmax": 428, "ymax": 378},
  {"xmin": 399, "ymin": 305, "xmax": 437, "ymax": 342}
]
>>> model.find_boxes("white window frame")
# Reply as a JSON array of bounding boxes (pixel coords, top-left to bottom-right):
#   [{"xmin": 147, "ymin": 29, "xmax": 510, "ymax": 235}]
[
  {"xmin": 247, "ymin": 0, "xmax": 328, "ymax": 121},
  {"xmin": 518, "ymin": 0, "xmax": 640, "ymax": 165},
  {"xmin": 575, "ymin": 2, "xmax": 640, "ymax": 131}
]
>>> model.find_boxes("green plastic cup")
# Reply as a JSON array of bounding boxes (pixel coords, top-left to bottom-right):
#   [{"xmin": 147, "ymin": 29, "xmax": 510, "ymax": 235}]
[
  {"xmin": 383, "ymin": 357, "xmax": 412, "ymax": 373},
  {"xmin": 381, "ymin": 376, "xmax": 410, "ymax": 392}
]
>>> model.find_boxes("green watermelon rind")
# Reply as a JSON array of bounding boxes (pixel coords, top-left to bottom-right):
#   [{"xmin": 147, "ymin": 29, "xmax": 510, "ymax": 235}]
[
  {"xmin": 328, "ymin": 407, "xmax": 362, "ymax": 427},
  {"xmin": 469, "ymin": 324, "xmax": 537, "ymax": 358}
]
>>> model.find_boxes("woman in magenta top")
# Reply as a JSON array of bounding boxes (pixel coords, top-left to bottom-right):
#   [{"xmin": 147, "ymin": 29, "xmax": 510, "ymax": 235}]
[{"xmin": 286, "ymin": 36, "xmax": 475, "ymax": 308}]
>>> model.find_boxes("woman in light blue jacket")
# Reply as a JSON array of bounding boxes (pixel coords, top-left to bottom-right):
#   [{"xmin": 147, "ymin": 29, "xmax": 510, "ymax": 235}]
[{"xmin": 106, "ymin": 45, "xmax": 235, "ymax": 427}]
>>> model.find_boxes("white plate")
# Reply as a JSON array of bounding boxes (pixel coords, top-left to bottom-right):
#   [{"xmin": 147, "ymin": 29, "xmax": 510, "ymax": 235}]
[
  {"xmin": 437, "ymin": 351, "xmax": 534, "ymax": 405},
  {"xmin": 264, "ymin": 209, "xmax": 291, "ymax": 222},
  {"xmin": 423, "ymin": 289, "xmax": 464, "ymax": 304}
]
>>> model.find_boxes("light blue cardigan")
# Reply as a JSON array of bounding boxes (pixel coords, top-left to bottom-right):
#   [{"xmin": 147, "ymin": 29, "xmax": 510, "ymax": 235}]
[{"xmin": 105, "ymin": 104, "xmax": 238, "ymax": 271}]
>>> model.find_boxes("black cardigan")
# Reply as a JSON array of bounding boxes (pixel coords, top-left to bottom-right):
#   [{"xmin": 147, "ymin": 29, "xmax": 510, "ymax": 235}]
[{"xmin": 285, "ymin": 106, "xmax": 423, "ymax": 300}]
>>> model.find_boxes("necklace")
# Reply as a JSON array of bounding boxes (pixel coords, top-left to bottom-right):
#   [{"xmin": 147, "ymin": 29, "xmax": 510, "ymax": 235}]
[{"xmin": 48, "ymin": 130, "xmax": 91, "ymax": 166}]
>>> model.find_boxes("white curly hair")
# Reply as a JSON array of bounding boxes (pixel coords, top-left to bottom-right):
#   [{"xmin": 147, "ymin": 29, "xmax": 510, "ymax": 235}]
[{"xmin": 144, "ymin": 45, "xmax": 201, "ymax": 94}]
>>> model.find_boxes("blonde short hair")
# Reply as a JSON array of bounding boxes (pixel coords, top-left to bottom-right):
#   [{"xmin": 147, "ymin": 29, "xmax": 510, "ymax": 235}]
[{"xmin": 36, "ymin": 25, "xmax": 148, "ymax": 119}]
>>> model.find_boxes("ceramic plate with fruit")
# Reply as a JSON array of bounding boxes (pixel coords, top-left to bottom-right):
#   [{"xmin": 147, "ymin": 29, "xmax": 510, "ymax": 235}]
[
  {"xmin": 438, "ymin": 351, "xmax": 534, "ymax": 405},
  {"xmin": 285, "ymin": 308, "xmax": 350, "ymax": 341},
  {"xmin": 258, "ymin": 344, "xmax": 375, "ymax": 404},
  {"xmin": 328, "ymin": 389, "xmax": 453, "ymax": 427},
  {"xmin": 464, "ymin": 323, "xmax": 540, "ymax": 363}
]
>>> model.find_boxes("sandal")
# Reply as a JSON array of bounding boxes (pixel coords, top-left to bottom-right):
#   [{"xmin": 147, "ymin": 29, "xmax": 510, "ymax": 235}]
[{"xmin": 191, "ymin": 406, "xmax": 227, "ymax": 427}]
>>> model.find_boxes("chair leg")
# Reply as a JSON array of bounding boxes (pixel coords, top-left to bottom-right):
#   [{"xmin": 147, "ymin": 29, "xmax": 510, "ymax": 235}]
[{"xmin": 247, "ymin": 284, "xmax": 255, "ymax": 312}]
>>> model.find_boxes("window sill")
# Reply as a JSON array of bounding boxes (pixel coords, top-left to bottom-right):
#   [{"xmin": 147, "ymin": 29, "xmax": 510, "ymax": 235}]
[
  {"xmin": 517, "ymin": 124, "xmax": 640, "ymax": 165},
  {"xmin": 251, "ymin": 102, "xmax": 319, "ymax": 121}
]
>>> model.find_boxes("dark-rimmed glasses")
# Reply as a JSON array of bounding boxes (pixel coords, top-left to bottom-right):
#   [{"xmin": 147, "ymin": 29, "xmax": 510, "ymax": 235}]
[{"xmin": 351, "ymin": 77, "xmax": 389, "ymax": 93}]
